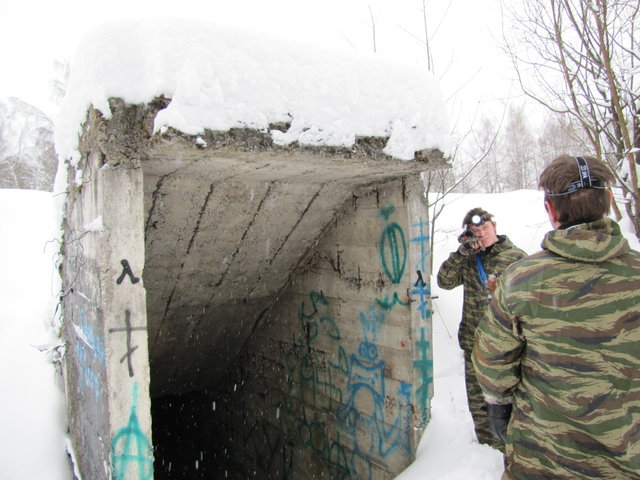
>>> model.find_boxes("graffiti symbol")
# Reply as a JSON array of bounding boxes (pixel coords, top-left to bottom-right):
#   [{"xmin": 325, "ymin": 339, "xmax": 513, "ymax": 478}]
[
  {"xmin": 413, "ymin": 327, "xmax": 433, "ymax": 426},
  {"xmin": 116, "ymin": 259, "xmax": 140, "ymax": 285},
  {"xmin": 410, "ymin": 218, "xmax": 430, "ymax": 273},
  {"xmin": 111, "ymin": 383, "xmax": 154, "ymax": 480},
  {"xmin": 380, "ymin": 222, "xmax": 407, "ymax": 285},
  {"xmin": 411, "ymin": 270, "xmax": 431, "ymax": 321},
  {"xmin": 109, "ymin": 310, "xmax": 146, "ymax": 377}
]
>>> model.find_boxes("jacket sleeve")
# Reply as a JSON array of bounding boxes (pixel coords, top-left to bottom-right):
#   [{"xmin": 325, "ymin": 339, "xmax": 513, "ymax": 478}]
[
  {"xmin": 472, "ymin": 278, "xmax": 524, "ymax": 402},
  {"xmin": 437, "ymin": 250, "xmax": 467, "ymax": 290}
]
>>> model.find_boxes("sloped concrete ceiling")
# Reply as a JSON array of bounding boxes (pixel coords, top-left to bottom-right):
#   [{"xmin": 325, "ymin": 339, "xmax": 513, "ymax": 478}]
[{"xmin": 141, "ymin": 131, "xmax": 445, "ymax": 397}]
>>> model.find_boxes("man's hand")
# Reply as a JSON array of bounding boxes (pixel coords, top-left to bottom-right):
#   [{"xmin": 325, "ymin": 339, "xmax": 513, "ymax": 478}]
[
  {"xmin": 457, "ymin": 230, "xmax": 480, "ymax": 256},
  {"xmin": 487, "ymin": 403, "xmax": 512, "ymax": 444}
]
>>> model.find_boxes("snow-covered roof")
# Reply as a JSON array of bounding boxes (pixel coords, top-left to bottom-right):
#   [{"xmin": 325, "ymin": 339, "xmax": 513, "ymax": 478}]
[{"xmin": 55, "ymin": 20, "xmax": 450, "ymax": 164}]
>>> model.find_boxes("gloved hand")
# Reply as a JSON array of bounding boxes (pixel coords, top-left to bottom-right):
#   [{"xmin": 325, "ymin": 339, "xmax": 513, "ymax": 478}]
[
  {"xmin": 457, "ymin": 230, "xmax": 480, "ymax": 256},
  {"xmin": 487, "ymin": 403, "xmax": 512, "ymax": 444}
]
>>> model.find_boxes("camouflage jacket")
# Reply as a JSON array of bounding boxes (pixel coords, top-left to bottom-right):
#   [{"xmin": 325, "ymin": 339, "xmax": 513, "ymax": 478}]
[
  {"xmin": 473, "ymin": 218, "xmax": 640, "ymax": 479},
  {"xmin": 437, "ymin": 235, "xmax": 526, "ymax": 352}
]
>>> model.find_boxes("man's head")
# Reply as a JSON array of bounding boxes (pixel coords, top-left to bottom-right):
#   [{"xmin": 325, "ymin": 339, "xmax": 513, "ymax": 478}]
[
  {"xmin": 539, "ymin": 155, "xmax": 614, "ymax": 227},
  {"xmin": 462, "ymin": 208, "xmax": 499, "ymax": 249}
]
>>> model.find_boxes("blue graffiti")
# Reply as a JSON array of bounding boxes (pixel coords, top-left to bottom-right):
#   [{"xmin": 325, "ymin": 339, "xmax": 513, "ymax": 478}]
[
  {"xmin": 295, "ymin": 292, "xmax": 347, "ymax": 409},
  {"xmin": 413, "ymin": 327, "xmax": 433, "ymax": 426},
  {"xmin": 410, "ymin": 218, "xmax": 430, "ymax": 273},
  {"xmin": 298, "ymin": 290, "xmax": 341, "ymax": 344},
  {"xmin": 380, "ymin": 222, "xmax": 407, "ymax": 285},
  {"xmin": 338, "ymin": 305, "xmax": 412, "ymax": 479},
  {"xmin": 375, "ymin": 292, "xmax": 410, "ymax": 311},
  {"xmin": 74, "ymin": 307, "xmax": 106, "ymax": 401},
  {"xmin": 111, "ymin": 383, "xmax": 154, "ymax": 480},
  {"xmin": 379, "ymin": 205, "xmax": 395, "ymax": 221},
  {"xmin": 74, "ymin": 343, "xmax": 102, "ymax": 401},
  {"xmin": 78, "ymin": 308, "xmax": 106, "ymax": 364}
]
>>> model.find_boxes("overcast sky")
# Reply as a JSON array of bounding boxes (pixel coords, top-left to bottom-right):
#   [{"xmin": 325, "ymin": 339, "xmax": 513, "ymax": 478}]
[{"xmin": 0, "ymin": 0, "xmax": 522, "ymax": 130}]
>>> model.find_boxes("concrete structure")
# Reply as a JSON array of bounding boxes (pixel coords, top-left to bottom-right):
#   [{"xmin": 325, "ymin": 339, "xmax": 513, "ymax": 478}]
[{"xmin": 60, "ymin": 93, "xmax": 446, "ymax": 479}]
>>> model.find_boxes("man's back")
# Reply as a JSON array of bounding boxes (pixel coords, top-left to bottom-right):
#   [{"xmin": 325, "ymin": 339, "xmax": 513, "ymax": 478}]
[{"xmin": 475, "ymin": 218, "xmax": 640, "ymax": 479}]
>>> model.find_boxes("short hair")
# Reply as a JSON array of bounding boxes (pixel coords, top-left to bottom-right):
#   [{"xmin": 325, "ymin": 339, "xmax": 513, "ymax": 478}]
[{"xmin": 539, "ymin": 154, "xmax": 615, "ymax": 224}]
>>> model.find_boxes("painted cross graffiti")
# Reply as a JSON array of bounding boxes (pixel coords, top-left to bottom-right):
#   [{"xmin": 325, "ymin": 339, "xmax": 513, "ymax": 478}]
[
  {"xmin": 410, "ymin": 217, "xmax": 430, "ymax": 274},
  {"xmin": 411, "ymin": 270, "xmax": 432, "ymax": 322},
  {"xmin": 413, "ymin": 327, "xmax": 433, "ymax": 426},
  {"xmin": 108, "ymin": 310, "xmax": 146, "ymax": 377},
  {"xmin": 111, "ymin": 383, "xmax": 153, "ymax": 480}
]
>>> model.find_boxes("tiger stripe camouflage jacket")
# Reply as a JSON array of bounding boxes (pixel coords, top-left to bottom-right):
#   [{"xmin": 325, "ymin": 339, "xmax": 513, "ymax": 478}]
[{"xmin": 473, "ymin": 218, "xmax": 640, "ymax": 480}]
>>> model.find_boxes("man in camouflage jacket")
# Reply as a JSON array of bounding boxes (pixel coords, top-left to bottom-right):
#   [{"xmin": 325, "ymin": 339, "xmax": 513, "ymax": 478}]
[
  {"xmin": 437, "ymin": 208, "xmax": 526, "ymax": 450},
  {"xmin": 473, "ymin": 154, "xmax": 640, "ymax": 479}
]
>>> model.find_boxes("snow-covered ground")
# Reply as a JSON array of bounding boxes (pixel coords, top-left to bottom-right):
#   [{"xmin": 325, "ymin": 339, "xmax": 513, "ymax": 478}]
[
  {"xmin": 0, "ymin": 189, "xmax": 70, "ymax": 480},
  {"xmin": 4, "ymin": 187, "xmax": 637, "ymax": 479}
]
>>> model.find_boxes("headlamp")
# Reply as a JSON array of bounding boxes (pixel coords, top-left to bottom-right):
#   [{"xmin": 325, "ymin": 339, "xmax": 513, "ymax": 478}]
[
  {"xmin": 545, "ymin": 156, "xmax": 606, "ymax": 196},
  {"xmin": 470, "ymin": 214, "xmax": 486, "ymax": 226}
]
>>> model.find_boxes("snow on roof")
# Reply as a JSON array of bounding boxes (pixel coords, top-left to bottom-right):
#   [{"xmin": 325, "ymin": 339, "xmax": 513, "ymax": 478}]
[{"xmin": 55, "ymin": 20, "xmax": 450, "ymax": 164}]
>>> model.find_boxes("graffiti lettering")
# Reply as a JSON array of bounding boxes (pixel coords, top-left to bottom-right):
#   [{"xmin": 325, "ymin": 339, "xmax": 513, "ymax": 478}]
[{"xmin": 116, "ymin": 259, "xmax": 140, "ymax": 285}]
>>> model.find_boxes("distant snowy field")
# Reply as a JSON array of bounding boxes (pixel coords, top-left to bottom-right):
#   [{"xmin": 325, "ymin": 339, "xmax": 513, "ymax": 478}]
[{"xmin": 2, "ymin": 187, "xmax": 638, "ymax": 479}]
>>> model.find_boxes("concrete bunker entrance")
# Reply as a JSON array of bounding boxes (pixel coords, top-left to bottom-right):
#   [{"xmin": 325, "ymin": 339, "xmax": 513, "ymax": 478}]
[
  {"xmin": 61, "ymin": 107, "xmax": 440, "ymax": 479},
  {"xmin": 140, "ymin": 133, "xmax": 438, "ymax": 479}
]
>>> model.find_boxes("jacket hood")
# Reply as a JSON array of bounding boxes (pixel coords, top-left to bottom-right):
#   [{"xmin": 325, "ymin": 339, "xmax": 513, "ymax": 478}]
[{"xmin": 541, "ymin": 217, "xmax": 629, "ymax": 262}]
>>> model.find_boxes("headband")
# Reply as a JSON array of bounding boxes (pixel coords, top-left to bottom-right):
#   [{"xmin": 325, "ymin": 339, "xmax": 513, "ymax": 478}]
[{"xmin": 545, "ymin": 156, "xmax": 607, "ymax": 196}]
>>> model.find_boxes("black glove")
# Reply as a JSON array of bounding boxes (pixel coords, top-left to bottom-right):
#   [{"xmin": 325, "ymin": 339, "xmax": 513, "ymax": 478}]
[
  {"xmin": 487, "ymin": 403, "xmax": 512, "ymax": 444},
  {"xmin": 457, "ymin": 230, "xmax": 480, "ymax": 256}
]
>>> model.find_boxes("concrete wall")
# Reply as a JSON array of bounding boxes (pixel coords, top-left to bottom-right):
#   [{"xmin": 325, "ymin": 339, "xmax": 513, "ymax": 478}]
[
  {"xmin": 62, "ymin": 120, "xmax": 154, "ymax": 480},
  {"xmin": 164, "ymin": 177, "xmax": 433, "ymax": 479}
]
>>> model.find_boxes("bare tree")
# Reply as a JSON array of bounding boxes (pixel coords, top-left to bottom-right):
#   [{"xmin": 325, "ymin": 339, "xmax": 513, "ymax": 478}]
[
  {"xmin": 470, "ymin": 116, "xmax": 504, "ymax": 193},
  {"xmin": 503, "ymin": 0, "xmax": 640, "ymax": 237},
  {"xmin": 536, "ymin": 112, "xmax": 590, "ymax": 163},
  {"xmin": 502, "ymin": 104, "xmax": 539, "ymax": 190}
]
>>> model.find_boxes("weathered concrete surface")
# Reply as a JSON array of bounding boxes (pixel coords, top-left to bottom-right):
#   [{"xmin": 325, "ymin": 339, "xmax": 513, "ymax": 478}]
[
  {"xmin": 142, "ymin": 130, "xmax": 443, "ymax": 398},
  {"xmin": 62, "ymin": 129, "xmax": 153, "ymax": 479},
  {"xmin": 61, "ymin": 98, "xmax": 445, "ymax": 479},
  {"xmin": 152, "ymin": 176, "xmax": 434, "ymax": 479}
]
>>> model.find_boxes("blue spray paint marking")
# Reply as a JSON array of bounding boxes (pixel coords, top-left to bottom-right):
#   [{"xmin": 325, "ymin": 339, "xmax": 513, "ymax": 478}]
[
  {"xmin": 78, "ymin": 308, "xmax": 106, "ymax": 364},
  {"xmin": 298, "ymin": 290, "xmax": 330, "ymax": 344},
  {"xmin": 111, "ymin": 383, "xmax": 154, "ymax": 480},
  {"xmin": 295, "ymin": 291, "xmax": 347, "ymax": 409},
  {"xmin": 75, "ymin": 307, "xmax": 105, "ymax": 401},
  {"xmin": 337, "ymin": 305, "xmax": 413, "ymax": 479},
  {"xmin": 379, "ymin": 205, "xmax": 395, "ymax": 221},
  {"xmin": 74, "ymin": 343, "xmax": 102, "ymax": 401},
  {"xmin": 413, "ymin": 327, "xmax": 433, "ymax": 426},
  {"xmin": 380, "ymin": 222, "xmax": 407, "ymax": 285},
  {"xmin": 375, "ymin": 292, "xmax": 410, "ymax": 311},
  {"xmin": 410, "ymin": 218, "xmax": 431, "ymax": 273},
  {"xmin": 379, "ymin": 205, "xmax": 407, "ymax": 285}
]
